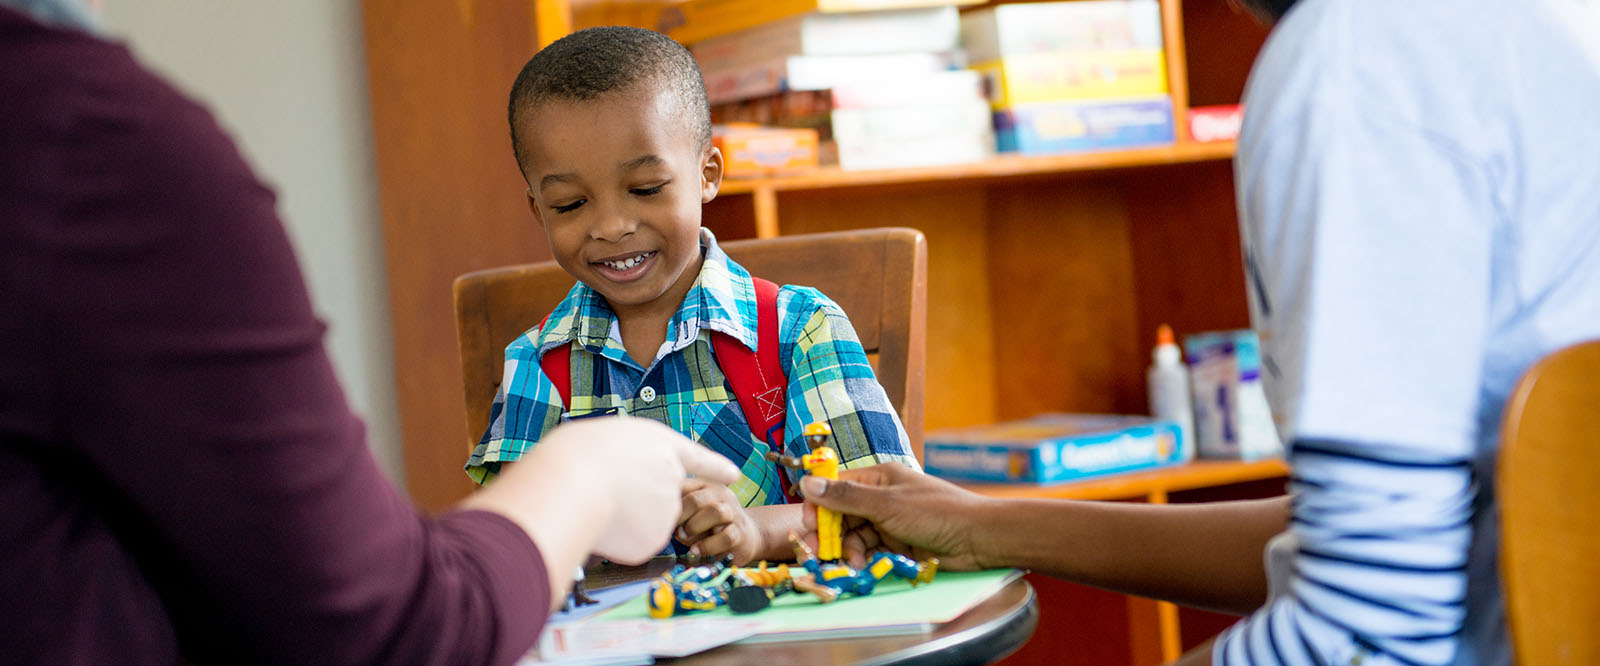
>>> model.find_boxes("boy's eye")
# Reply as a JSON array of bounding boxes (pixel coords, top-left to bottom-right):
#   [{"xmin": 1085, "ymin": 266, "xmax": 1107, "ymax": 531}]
[
  {"xmin": 551, "ymin": 198, "xmax": 586, "ymax": 214},
  {"xmin": 630, "ymin": 184, "xmax": 666, "ymax": 196}
]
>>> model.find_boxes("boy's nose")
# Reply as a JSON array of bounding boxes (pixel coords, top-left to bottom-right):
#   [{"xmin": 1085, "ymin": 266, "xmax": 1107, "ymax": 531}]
[{"xmin": 588, "ymin": 205, "xmax": 637, "ymax": 242}]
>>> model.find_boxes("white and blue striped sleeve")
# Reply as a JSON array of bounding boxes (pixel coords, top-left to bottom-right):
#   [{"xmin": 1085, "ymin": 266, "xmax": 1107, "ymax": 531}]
[
  {"xmin": 1215, "ymin": 444, "xmax": 1476, "ymax": 666},
  {"xmin": 1226, "ymin": 2, "xmax": 1498, "ymax": 663}
]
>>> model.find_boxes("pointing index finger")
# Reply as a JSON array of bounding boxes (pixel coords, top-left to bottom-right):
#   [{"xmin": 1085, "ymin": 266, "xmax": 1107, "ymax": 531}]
[{"xmin": 673, "ymin": 438, "xmax": 740, "ymax": 485}]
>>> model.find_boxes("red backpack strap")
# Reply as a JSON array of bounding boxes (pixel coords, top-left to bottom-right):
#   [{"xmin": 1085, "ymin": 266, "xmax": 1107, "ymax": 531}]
[
  {"xmin": 711, "ymin": 277, "xmax": 792, "ymax": 500},
  {"xmin": 537, "ymin": 314, "xmax": 571, "ymax": 408}
]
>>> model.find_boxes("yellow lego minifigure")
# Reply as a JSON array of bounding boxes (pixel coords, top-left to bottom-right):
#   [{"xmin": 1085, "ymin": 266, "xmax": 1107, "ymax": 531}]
[{"xmin": 765, "ymin": 422, "xmax": 843, "ymax": 560}]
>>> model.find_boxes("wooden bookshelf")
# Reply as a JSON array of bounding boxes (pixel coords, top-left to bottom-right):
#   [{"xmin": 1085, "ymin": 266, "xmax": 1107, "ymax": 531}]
[
  {"xmin": 963, "ymin": 457, "xmax": 1288, "ymax": 502},
  {"xmin": 715, "ymin": 141, "xmax": 1235, "ymax": 238},
  {"xmin": 720, "ymin": 141, "xmax": 1236, "ymax": 196}
]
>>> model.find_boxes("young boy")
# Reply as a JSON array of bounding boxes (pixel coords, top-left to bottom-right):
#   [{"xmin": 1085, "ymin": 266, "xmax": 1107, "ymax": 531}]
[{"xmin": 466, "ymin": 26, "xmax": 919, "ymax": 565}]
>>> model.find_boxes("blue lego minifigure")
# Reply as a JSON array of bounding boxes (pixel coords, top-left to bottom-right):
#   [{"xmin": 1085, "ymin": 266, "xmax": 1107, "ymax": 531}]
[
  {"xmin": 788, "ymin": 533, "xmax": 937, "ymax": 604},
  {"xmin": 646, "ymin": 557, "xmax": 734, "ymax": 619}
]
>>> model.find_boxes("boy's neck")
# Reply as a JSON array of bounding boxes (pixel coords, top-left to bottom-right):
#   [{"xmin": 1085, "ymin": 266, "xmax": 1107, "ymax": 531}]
[{"xmin": 612, "ymin": 253, "xmax": 706, "ymax": 368}]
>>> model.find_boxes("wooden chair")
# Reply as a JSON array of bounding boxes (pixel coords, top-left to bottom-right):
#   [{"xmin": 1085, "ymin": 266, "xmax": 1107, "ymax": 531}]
[
  {"xmin": 453, "ymin": 227, "xmax": 928, "ymax": 459},
  {"xmin": 1498, "ymin": 339, "xmax": 1600, "ymax": 666}
]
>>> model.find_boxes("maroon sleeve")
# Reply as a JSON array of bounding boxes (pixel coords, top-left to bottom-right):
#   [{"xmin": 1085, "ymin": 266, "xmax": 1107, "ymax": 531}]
[{"xmin": 38, "ymin": 29, "xmax": 552, "ymax": 666}]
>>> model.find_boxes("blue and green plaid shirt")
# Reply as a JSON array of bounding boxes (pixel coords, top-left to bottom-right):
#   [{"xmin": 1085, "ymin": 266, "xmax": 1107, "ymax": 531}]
[{"xmin": 466, "ymin": 229, "xmax": 918, "ymax": 507}]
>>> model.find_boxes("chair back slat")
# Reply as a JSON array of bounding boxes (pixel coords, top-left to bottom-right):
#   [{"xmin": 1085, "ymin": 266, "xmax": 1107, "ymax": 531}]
[{"xmin": 1499, "ymin": 339, "xmax": 1600, "ymax": 666}]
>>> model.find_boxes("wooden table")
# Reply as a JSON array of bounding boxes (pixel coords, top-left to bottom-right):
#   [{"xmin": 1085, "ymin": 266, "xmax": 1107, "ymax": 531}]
[{"xmin": 585, "ymin": 560, "xmax": 1039, "ymax": 666}]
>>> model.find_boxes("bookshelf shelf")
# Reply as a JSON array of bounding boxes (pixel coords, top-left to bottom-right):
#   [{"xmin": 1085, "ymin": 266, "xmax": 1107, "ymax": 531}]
[
  {"xmin": 719, "ymin": 140, "xmax": 1236, "ymax": 196},
  {"xmin": 963, "ymin": 457, "xmax": 1288, "ymax": 502}
]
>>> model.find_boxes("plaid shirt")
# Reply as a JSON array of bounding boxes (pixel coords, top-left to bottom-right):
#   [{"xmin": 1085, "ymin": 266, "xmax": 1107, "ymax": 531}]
[{"xmin": 466, "ymin": 229, "xmax": 918, "ymax": 507}]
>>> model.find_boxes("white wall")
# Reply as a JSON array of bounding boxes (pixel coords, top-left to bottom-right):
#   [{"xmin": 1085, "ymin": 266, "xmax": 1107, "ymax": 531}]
[{"xmin": 102, "ymin": 1, "xmax": 405, "ymax": 484}]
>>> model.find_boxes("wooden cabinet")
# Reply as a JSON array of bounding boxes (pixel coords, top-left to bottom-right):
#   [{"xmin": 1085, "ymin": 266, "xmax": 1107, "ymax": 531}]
[{"xmin": 705, "ymin": 144, "xmax": 1252, "ymax": 435}]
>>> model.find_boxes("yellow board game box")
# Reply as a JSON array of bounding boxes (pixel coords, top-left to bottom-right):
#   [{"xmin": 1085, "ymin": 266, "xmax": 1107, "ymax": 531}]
[{"xmin": 974, "ymin": 50, "xmax": 1168, "ymax": 108}]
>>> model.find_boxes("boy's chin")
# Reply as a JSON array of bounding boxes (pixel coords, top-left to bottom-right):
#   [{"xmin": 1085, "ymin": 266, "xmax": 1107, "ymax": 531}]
[{"xmin": 587, "ymin": 281, "xmax": 667, "ymax": 310}]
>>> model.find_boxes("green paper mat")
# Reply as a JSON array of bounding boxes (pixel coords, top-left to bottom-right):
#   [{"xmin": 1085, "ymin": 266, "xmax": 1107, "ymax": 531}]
[{"xmin": 590, "ymin": 568, "xmax": 1021, "ymax": 642}]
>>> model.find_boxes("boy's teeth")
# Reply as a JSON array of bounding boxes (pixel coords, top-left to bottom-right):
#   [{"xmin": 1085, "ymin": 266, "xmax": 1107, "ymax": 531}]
[{"xmin": 602, "ymin": 252, "xmax": 650, "ymax": 270}]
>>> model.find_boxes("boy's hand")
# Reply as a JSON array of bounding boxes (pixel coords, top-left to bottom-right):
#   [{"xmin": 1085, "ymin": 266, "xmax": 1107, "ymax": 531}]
[{"xmin": 677, "ymin": 478, "xmax": 765, "ymax": 565}]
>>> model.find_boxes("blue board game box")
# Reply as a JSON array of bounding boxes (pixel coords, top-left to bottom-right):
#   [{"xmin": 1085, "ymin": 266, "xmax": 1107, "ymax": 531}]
[
  {"xmin": 924, "ymin": 413, "xmax": 1185, "ymax": 484},
  {"xmin": 993, "ymin": 96, "xmax": 1174, "ymax": 155}
]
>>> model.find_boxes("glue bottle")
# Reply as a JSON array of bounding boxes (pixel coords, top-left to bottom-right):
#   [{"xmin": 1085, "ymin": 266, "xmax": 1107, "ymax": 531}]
[{"xmin": 1147, "ymin": 324, "xmax": 1195, "ymax": 461}]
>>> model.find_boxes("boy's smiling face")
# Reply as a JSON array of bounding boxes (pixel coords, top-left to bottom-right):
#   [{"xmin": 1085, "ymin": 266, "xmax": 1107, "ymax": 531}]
[{"xmin": 517, "ymin": 83, "xmax": 722, "ymax": 319}]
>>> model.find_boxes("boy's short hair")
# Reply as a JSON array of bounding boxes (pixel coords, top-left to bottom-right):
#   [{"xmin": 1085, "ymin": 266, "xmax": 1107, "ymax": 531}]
[{"xmin": 507, "ymin": 26, "xmax": 711, "ymax": 172}]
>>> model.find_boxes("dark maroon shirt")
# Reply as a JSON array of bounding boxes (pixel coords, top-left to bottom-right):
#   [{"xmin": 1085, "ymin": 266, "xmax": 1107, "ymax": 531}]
[{"xmin": 0, "ymin": 9, "xmax": 550, "ymax": 665}]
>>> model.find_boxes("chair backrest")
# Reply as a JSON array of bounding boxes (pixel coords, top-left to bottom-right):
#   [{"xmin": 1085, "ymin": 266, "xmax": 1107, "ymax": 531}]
[
  {"xmin": 1498, "ymin": 339, "xmax": 1600, "ymax": 666},
  {"xmin": 453, "ymin": 227, "xmax": 928, "ymax": 459}
]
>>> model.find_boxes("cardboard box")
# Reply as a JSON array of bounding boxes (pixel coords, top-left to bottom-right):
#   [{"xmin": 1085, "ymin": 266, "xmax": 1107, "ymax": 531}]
[
  {"xmin": 974, "ymin": 50, "xmax": 1168, "ymax": 107},
  {"xmin": 1187, "ymin": 104, "xmax": 1243, "ymax": 143},
  {"xmin": 924, "ymin": 414, "xmax": 1185, "ymax": 484},
  {"xmin": 657, "ymin": 0, "xmax": 983, "ymax": 45},
  {"xmin": 831, "ymin": 100, "xmax": 994, "ymax": 169},
  {"xmin": 960, "ymin": 0, "xmax": 1162, "ymax": 63},
  {"xmin": 702, "ymin": 50, "xmax": 965, "ymax": 104},
  {"xmin": 994, "ymin": 97, "xmax": 1174, "ymax": 155},
  {"xmin": 1184, "ymin": 330, "xmax": 1283, "ymax": 460},
  {"xmin": 691, "ymin": 5, "xmax": 959, "ymax": 70},
  {"xmin": 713, "ymin": 124, "xmax": 820, "ymax": 176}
]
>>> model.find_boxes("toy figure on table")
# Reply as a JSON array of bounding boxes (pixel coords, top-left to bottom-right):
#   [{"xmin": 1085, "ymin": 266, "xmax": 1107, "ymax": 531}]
[
  {"xmin": 647, "ymin": 557, "xmax": 735, "ymax": 619},
  {"xmin": 645, "ymin": 539, "xmax": 939, "ymax": 618},
  {"xmin": 647, "ymin": 420, "xmax": 939, "ymax": 620},
  {"xmin": 765, "ymin": 421, "xmax": 843, "ymax": 560},
  {"xmin": 787, "ymin": 533, "xmax": 937, "ymax": 604},
  {"xmin": 723, "ymin": 560, "xmax": 797, "ymax": 613},
  {"xmin": 648, "ymin": 555, "xmax": 809, "ymax": 618}
]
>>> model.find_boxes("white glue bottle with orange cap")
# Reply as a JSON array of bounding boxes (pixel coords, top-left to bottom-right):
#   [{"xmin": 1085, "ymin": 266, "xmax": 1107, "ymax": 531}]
[{"xmin": 1148, "ymin": 324, "xmax": 1196, "ymax": 461}]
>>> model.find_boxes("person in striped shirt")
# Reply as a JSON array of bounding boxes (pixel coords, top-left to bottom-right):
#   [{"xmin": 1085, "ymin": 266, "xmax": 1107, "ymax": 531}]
[{"xmin": 797, "ymin": 1, "xmax": 1600, "ymax": 665}]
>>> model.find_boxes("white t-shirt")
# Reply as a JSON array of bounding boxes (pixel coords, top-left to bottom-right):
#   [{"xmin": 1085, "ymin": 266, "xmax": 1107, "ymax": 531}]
[{"xmin": 1218, "ymin": 1, "xmax": 1600, "ymax": 665}]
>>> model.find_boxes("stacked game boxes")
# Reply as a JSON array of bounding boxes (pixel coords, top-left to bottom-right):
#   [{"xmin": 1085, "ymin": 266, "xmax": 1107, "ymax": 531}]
[
  {"xmin": 658, "ymin": 0, "xmax": 985, "ymax": 51},
  {"xmin": 712, "ymin": 123, "xmax": 820, "ymax": 177},
  {"xmin": 961, "ymin": 0, "xmax": 1175, "ymax": 155},
  {"xmin": 690, "ymin": 2, "xmax": 994, "ymax": 170},
  {"xmin": 923, "ymin": 414, "xmax": 1187, "ymax": 484}
]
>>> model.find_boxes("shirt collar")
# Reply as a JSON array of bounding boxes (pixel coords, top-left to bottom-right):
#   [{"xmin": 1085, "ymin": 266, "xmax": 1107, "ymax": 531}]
[{"xmin": 535, "ymin": 228, "xmax": 761, "ymax": 358}]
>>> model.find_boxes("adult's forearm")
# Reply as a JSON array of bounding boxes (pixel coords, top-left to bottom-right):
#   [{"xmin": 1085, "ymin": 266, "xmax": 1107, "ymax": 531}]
[
  {"xmin": 460, "ymin": 452, "xmax": 607, "ymax": 608},
  {"xmin": 973, "ymin": 495, "xmax": 1291, "ymax": 614}
]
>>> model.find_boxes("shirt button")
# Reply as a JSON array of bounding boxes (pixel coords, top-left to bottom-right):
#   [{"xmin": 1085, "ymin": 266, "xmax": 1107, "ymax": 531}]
[{"xmin": 640, "ymin": 386, "xmax": 658, "ymax": 403}]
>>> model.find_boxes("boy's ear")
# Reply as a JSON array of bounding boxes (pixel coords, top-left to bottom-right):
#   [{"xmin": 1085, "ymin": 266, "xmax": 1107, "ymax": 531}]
[
  {"xmin": 700, "ymin": 145, "xmax": 724, "ymax": 204},
  {"xmin": 525, "ymin": 189, "xmax": 547, "ymax": 229}
]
